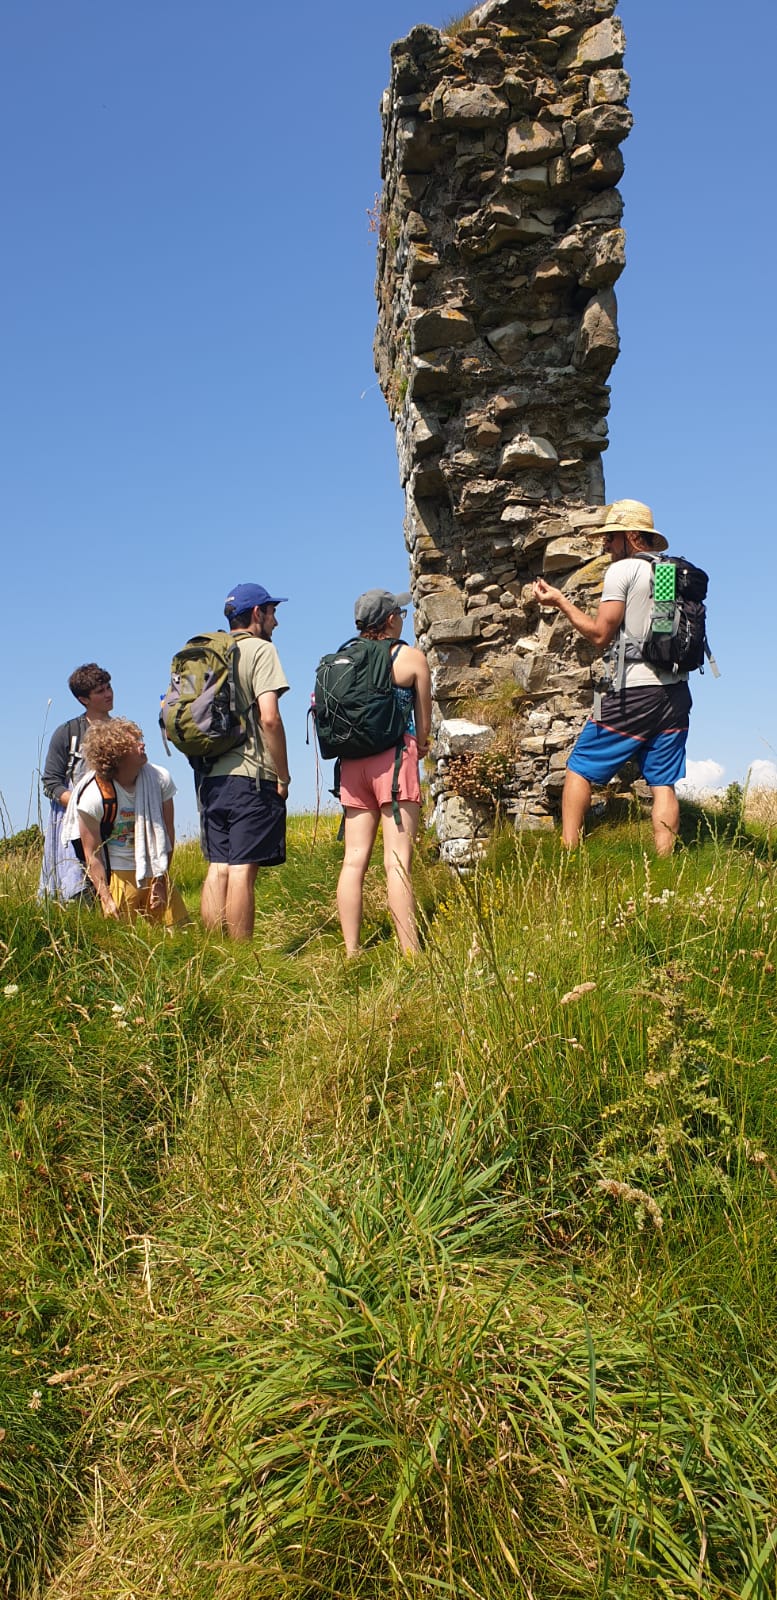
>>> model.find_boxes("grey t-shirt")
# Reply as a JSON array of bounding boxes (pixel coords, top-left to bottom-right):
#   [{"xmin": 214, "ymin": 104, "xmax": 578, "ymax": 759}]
[
  {"xmin": 602, "ymin": 557, "xmax": 687, "ymax": 688},
  {"xmin": 41, "ymin": 714, "xmax": 88, "ymax": 803}
]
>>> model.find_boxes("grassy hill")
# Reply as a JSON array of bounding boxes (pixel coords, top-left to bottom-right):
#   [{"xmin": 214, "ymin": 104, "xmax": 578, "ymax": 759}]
[{"xmin": 1, "ymin": 808, "xmax": 776, "ymax": 1599}]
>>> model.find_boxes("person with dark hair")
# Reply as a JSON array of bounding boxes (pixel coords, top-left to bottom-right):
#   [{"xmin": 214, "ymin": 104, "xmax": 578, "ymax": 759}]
[
  {"xmin": 66, "ymin": 718, "xmax": 188, "ymax": 926},
  {"xmin": 534, "ymin": 500, "xmax": 692, "ymax": 855},
  {"xmin": 38, "ymin": 663, "xmax": 114, "ymax": 901},
  {"xmin": 198, "ymin": 582, "xmax": 291, "ymax": 940},
  {"xmin": 336, "ymin": 589, "xmax": 432, "ymax": 956}
]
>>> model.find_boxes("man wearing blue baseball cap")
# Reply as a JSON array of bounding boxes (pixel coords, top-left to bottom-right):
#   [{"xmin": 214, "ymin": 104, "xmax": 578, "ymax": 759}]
[{"xmin": 199, "ymin": 582, "xmax": 291, "ymax": 939}]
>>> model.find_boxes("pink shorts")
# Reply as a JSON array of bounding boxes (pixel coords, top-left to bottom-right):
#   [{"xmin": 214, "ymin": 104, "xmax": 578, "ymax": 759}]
[{"xmin": 339, "ymin": 736, "xmax": 421, "ymax": 813}]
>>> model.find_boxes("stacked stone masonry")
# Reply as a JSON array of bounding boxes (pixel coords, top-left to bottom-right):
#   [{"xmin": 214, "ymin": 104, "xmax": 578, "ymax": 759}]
[{"xmin": 374, "ymin": 0, "xmax": 632, "ymax": 862}]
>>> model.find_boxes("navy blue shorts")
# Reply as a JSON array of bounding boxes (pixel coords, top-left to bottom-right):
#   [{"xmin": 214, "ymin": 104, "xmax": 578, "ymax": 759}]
[
  {"xmin": 568, "ymin": 682, "xmax": 692, "ymax": 787},
  {"xmin": 199, "ymin": 775, "xmax": 286, "ymax": 866}
]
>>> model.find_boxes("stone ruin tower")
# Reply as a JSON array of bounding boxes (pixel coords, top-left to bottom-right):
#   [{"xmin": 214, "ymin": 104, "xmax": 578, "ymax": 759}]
[{"xmin": 374, "ymin": 0, "xmax": 631, "ymax": 862}]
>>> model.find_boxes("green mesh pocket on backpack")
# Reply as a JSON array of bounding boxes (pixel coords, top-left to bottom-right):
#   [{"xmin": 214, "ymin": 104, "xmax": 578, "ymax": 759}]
[
  {"xmin": 651, "ymin": 563, "xmax": 677, "ymax": 634},
  {"xmin": 653, "ymin": 563, "xmax": 676, "ymax": 603}
]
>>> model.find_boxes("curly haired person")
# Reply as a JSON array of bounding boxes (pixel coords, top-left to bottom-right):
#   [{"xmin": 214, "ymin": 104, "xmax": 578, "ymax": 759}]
[{"xmin": 66, "ymin": 718, "xmax": 189, "ymax": 926}]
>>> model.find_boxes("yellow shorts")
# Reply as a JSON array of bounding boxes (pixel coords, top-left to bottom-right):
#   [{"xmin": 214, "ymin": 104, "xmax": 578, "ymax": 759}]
[{"xmin": 107, "ymin": 870, "xmax": 190, "ymax": 927}]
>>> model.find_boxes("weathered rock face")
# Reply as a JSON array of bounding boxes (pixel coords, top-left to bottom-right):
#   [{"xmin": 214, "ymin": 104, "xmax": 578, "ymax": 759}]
[{"xmin": 374, "ymin": 0, "xmax": 631, "ymax": 861}]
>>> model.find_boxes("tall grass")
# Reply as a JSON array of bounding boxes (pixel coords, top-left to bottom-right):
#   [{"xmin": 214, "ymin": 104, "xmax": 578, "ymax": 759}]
[
  {"xmin": 440, "ymin": 7, "xmax": 479, "ymax": 38},
  {"xmin": 1, "ymin": 812, "xmax": 776, "ymax": 1598},
  {"xmin": 744, "ymin": 786, "xmax": 777, "ymax": 830}
]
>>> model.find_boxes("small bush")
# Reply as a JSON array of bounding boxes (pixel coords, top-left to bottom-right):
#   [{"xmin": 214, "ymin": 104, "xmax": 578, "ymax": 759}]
[
  {"xmin": 0, "ymin": 823, "xmax": 42, "ymax": 856},
  {"xmin": 447, "ymin": 733, "xmax": 517, "ymax": 806}
]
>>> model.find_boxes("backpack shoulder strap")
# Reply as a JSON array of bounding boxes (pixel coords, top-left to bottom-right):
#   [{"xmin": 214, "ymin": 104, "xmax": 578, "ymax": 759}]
[
  {"xmin": 217, "ymin": 628, "xmax": 250, "ymax": 684},
  {"xmin": 94, "ymin": 774, "xmax": 118, "ymax": 840},
  {"xmin": 64, "ymin": 717, "xmax": 85, "ymax": 783},
  {"xmin": 70, "ymin": 773, "xmax": 116, "ymax": 880},
  {"xmin": 77, "ymin": 772, "xmax": 117, "ymax": 836}
]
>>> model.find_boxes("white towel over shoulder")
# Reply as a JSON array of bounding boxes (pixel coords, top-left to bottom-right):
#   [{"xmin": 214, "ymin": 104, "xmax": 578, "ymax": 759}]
[{"xmin": 133, "ymin": 764, "xmax": 170, "ymax": 885}]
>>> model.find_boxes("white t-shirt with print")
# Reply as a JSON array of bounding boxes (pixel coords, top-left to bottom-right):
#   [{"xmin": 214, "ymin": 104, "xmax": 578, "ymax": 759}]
[{"xmin": 76, "ymin": 763, "xmax": 176, "ymax": 869}]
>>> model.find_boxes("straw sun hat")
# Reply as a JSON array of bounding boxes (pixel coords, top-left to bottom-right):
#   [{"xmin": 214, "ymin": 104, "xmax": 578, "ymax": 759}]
[{"xmin": 589, "ymin": 499, "xmax": 669, "ymax": 553}]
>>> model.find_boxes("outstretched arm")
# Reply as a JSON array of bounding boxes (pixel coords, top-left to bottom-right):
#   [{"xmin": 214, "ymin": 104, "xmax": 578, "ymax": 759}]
[{"xmin": 533, "ymin": 579, "xmax": 624, "ymax": 651}]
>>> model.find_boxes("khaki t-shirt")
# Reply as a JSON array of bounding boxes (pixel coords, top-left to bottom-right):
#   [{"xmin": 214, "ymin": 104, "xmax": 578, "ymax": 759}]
[{"xmin": 208, "ymin": 635, "xmax": 289, "ymax": 781}]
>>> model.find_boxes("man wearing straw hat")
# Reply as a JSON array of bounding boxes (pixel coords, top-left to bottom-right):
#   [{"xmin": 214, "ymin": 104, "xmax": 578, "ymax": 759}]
[{"xmin": 533, "ymin": 499, "xmax": 691, "ymax": 855}]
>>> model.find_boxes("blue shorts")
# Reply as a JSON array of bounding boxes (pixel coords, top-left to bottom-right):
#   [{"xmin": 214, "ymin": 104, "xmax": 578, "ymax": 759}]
[
  {"xmin": 568, "ymin": 683, "xmax": 691, "ymax": 788},
  {"xmin": 198, "ymin": 775, "xmax": 286, "ymax": 866}
]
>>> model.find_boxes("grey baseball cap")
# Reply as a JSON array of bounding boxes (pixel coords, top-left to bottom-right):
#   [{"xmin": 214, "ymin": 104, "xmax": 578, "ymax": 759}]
[{"xmin": 354, "ymin": 589, "xmax": 412, "ymax": 630}]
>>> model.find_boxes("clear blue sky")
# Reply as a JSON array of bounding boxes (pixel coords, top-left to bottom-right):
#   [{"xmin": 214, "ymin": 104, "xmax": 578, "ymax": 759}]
[{"xmin": 2, "ymin": 0, "xmax": 775, "ymax": 838}]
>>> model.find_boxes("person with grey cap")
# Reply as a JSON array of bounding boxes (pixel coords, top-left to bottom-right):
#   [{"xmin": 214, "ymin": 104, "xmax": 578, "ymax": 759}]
[
  {"xmin": 199, "ymin": 583, "xmax": 291, "ymax": 939},
  {"xmin": 336, "ymin": 588, "xmax": 432, "ymax": 955},
  {"xmin": 533, "ymin": 500, "xmax": 692, "ymax": 855}
]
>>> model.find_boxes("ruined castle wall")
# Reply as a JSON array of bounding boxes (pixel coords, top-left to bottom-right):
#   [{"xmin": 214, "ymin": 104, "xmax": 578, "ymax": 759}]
[{"xmin": 374, "ymin": 0, "xmax": 631, "ymax": 861}]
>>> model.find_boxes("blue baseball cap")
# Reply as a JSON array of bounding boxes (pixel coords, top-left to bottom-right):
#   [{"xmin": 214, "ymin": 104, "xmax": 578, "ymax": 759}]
[{"xmin": 224, "ymin": 583, "xmax": 288, "ymax": 618}]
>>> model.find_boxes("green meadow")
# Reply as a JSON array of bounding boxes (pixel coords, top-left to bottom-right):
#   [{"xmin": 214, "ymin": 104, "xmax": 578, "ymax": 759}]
[{"xmin": 1, "ymin": 807, "xmax": 776, "ymax": 1599}]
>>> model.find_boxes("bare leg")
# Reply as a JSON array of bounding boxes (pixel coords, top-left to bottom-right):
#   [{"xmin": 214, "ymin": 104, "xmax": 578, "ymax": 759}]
[
  {"xmin": 561, "ymin": 770, "xmax": 592, "ymax": 848},
  {"xmin": 337, "ymin": 808, "xmax": 380, "ymax": 955},
  {"xmin": 381, "ymin": 801, "xmax": 421, "ymax": 954},
  {"xmin": 224, "ymin": 863, "xmax": 260, "ymax": 940},
  {"xmin": 650, "ymin": 785, "xmax": 680, "ymax": 855},
  {"xmin": 201, "ymin": 863, "xmax": 229, "ymax": 931}
]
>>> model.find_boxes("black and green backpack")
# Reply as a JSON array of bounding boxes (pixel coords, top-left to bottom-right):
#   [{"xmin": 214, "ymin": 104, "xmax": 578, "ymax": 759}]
[{"xmin": 612, "ymin": 556, "xmax": 719, "ymax": 688}]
